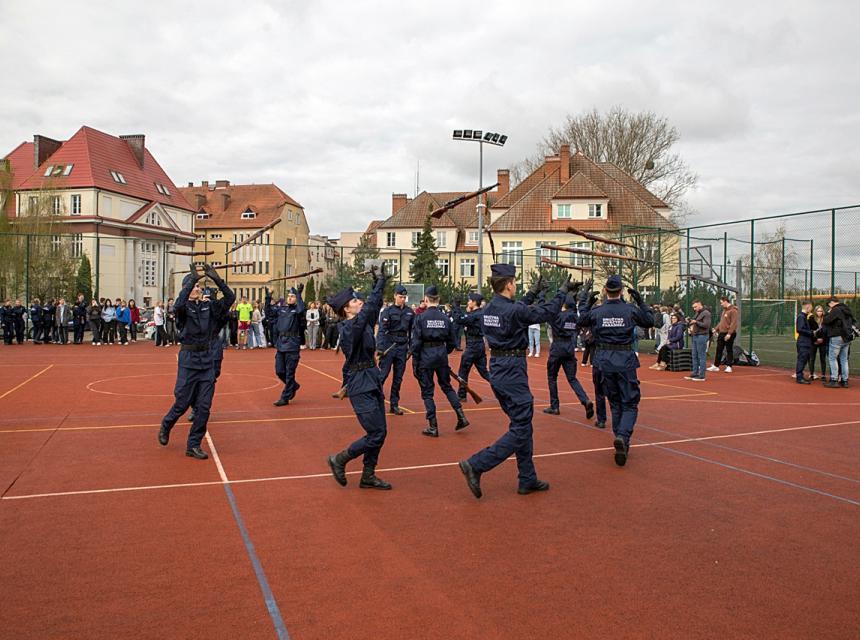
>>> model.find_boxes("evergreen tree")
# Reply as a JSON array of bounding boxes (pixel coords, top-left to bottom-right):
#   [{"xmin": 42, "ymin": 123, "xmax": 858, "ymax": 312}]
[
  {"xmin": 409, "ymin": 215, "xmax": 440, "ymax": 285},
  {"xmin": 305, "ymin": 276, "xmax": 316, "ymax": 303},
  {"xmin": 76, "ymin": 254, "xmax": 94, "ymax": 303},
  {"xmin": 318, "ymin": 283, "xmax": 327, "ymax": 304}
]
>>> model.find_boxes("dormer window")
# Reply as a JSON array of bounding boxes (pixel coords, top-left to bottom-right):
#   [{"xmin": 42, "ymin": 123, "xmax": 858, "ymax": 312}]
[
  {"xmin": 110, "ymin": 170, "xmax": 127, "ymax": 184},
  {"xmin": 241, "ymin": 209, "xmax": 256, "ymax": 219},
  {"xmin": 146, "ymin": 211, "xmax": 162, "ymax": 226},
  {"xmin": 588, "ymin": 204, "xmax": 603, "ymax": 218},
  {"xmin": 196, "ymin": 211, "xmax": 210, "ymax": 220},
  {"xmin": 43, "ymin": 165, "xmax": 72, "ymax": 177},
  {"xmin": 556, "ymin": 204, "xmax": 572, "ymax": 219},
  {"xmin": 155, "ymin": 182, "xmax": 171, "ymax": 196}
]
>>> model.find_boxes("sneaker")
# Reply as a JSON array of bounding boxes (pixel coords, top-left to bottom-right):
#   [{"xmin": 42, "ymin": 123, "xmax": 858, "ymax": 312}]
[
  {"xmin": 683, "ymin": 375, "xmax": 696, "ymax": 380},
  {"xmin": 706, "ymin": 365, "xmax": 719, "ymax": 372},
  {"xmin": 724, "ymin": 366, "xmax": 732, "ymax": 373},
  {"xmin": 649, "ymin": 363, "xmax": 661, "ymax": 370},
  {"xmin": 692, "ymin": 377, "xmax": 706, "ymax": 382}
]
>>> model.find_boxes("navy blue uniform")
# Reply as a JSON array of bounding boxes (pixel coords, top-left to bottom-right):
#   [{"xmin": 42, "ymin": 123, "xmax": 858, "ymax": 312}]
[
  {"xmin": 376, "ymin": 302, "xmax": 414, "ymax": 409},
  {"xmin": 42, "ymin": 302, "xmax": 55, "ymax": 342},
  {"xmin": 342, "ymin": 278, "xmax": 388, "ymax": 466},
  {"xmin": 411, "ymin": 306, "xmax": 461, "ymax": 422},
  {"xmin": 466, "ymin": 288, "xmax": 564, "ymax": 488},
  {"xmin": 267, "ymin": 290, "xmax": 305, "ymax": 403},
  {"xmin": 72, "ymin": 299, "xmax": 87, "ymax": 344},
  {"xmin": 450, "ymin": 302, "xmax": 465, "ymax": 349},
  {"xmin": 454, "ymin": 309, "xmax": 490, "ymax": 400},
  {"xmin": 29, "ymin": 303, "xmax": 43, "ymax": 343},
  {"xmin": 795, "ymin": 311, "xmax": 814, "ymax": 382},
  {"xmin": 546, "ymin": 305, "xmax": 591, "ymax": 411},
  {"xmin": 11, "ymin": 304, "xmax": 26, "ymax": 344},
  {"xmin": 160, "ymin": 273, "xmax": 235, "ymax": 449},
  {"xmin": 577, "ymin": 296, "xmax": 653, "ymax": 448},
  {"xmin": 1, "ymin": 305, "xmax": 13, "ymax": 344}
]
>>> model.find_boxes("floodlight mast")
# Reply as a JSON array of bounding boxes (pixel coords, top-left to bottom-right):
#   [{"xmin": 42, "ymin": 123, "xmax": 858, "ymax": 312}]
[{"xmin": 452, "ymin": 129, "xmax": 507, "ymax": 290}]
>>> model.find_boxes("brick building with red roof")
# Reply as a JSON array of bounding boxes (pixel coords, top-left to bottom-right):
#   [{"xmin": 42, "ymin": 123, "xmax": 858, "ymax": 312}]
[{"xmin": 2, "ymin": 126, "xmax": 197, "ymax": 303}]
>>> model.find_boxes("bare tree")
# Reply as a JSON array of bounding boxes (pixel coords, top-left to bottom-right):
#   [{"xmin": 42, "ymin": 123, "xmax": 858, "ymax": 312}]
[{"xmin": 511, "ymin": 106, "xmax": 698, "ymax": 221}]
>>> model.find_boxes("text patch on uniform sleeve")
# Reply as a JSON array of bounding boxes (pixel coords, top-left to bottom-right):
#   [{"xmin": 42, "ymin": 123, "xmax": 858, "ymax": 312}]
[
  {"xmin": 601, "ymin": 317, "xmax": 625, "ymax": 327},
  {"xmin": 483, "ymin": 315, "xmax": 500, "ymax": 327},
  {"xmin": 425, "ymin": 320, "xmax": 446, "ymax": 328}
]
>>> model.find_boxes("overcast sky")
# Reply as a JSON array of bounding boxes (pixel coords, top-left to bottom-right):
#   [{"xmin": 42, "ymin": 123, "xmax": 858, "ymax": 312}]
[{"xmin": 1, "ymin": 0, "xmax": 858, "ymax": 238}]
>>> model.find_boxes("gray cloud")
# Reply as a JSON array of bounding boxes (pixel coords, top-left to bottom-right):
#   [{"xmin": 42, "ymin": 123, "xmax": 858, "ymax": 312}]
[{"xmin": 1, "ymin": 0, "xmax": 858, "ymax": 237}]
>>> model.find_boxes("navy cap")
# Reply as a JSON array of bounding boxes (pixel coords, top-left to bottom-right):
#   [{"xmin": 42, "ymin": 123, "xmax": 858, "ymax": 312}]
[
  {"xmin": 491, "ymin": 263, "xmax": 516, "ymax": 278},
  {"xmin": 328, "ymin": 287, "xmax": 358, "ymax": 312},
  {"xmin": 425, "ymin": 285, "xmax": 438, "ymax": 297},
  {"xmin": 468, "ymin": 292, "xmax": 484, "ymax": 303},
  {"xmin": 288, "ymin": 287, "xmax": 297, "ymax": 295},
  {"xmin": 394, "ymin": 284, "xmax": 407, "ymax": 295},
  {"xmin": 605, "ymin": 275, "xmax": 623, "ymax": 292}
]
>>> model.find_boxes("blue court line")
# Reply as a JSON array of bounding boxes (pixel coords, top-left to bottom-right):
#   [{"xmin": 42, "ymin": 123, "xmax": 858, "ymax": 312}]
[{"xmin": 221, "ymin": 482, "xmax": 290, "ymax": 639}]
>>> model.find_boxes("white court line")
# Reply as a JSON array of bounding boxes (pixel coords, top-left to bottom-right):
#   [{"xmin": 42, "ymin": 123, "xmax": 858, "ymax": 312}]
[
  {"xmin": 4, "ymin": 418, "xmax": 858, "ymax": 501},
  {"xmin": 205, "ymin": 433, "xmax": 229, "ymax": 483}
]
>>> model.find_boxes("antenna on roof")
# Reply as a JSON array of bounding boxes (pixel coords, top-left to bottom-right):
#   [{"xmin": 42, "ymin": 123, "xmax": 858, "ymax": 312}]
[{"xmin": 415, "ymin": 159, "xmax": 420, "ymax": 197}]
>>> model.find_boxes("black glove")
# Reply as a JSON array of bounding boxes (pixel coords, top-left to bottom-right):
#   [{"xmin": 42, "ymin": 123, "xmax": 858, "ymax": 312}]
[
  {"xmin": 559, "ymin": 275, "xmax": 575, "ymax": 294},
  {"xmin": 588, "ymin": 291, "xmax": 600, "ymax": 308},
  {"xmin": 527, "ymin": 275, "xmax": 544, "ymax": 296},
  {"xmin": 202, "ymin": 263, "xmax": 220, "ymax": 281},
  {"xmin": 297, "ymin": 283, "xmax": 304, "ymax": 295},
  {"xmin": 627, "ymin": 288, "xmax": 643, "ymax": 305},
  {"xmin": 570, "ymin": 281, "xmax": 582, "ymax": 295},
  {"xmin": 539, "ymin": 277, "xmax": 550, "ymax": 295}
]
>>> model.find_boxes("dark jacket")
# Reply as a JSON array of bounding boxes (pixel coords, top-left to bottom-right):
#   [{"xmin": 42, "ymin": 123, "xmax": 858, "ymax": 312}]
[
  {"xmin": 822, "ymin": 303, "xmax": 855, "ymax": 340},
  {"xmin": 666, "ymin": 322, "xmax": 685, "ymax": 350},
  {"xmin": 796, "ymin": 312, "xmax": 814, "ymax": 345}
]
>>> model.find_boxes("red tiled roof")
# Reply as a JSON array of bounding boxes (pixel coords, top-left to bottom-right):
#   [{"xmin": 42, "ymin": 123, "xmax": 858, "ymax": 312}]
[
  {"xmin": 488, "ymin": 153, "xmax": 674, "ymax": 233},
  {"xmin": 599, "ymin": 162, "xmax": 669, "ymax": 209},
  {"xmin": 492, "ymin": 160, "xmax": 559, "ymax": 209},
  {"xmin": 379, "ymin": 190, "xmax": 500, "ymax": 230},
  {"xmin": 552, "ymin": 171, "xmax": 607, "ymax": 199},
  {"xmin": 9, "ymin": 126, "xmax": 194, "ymax": 212},
  {"xmin": 178, "ymin": 183, "xmax": 303, "ymax": 229},
  {"xmin": 5, "ymin": 142, "xmax": 35, "ymax": 189}
]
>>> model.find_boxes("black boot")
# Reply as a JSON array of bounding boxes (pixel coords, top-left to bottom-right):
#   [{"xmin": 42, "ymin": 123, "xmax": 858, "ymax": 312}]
[
  {"xmin": 327, "ymin": 450, "xmax": 353, "ymax": 487},
  {"xmin": 273, "ymin": 398, "xmax": 289, "ymax": 406},
  {"xmin": 158, "ymin": 423, "xmax": 171, "ymax": 446},
  {"xmin": 359, "ymin": 466, "xmax": 392, "ymax": 490},
  {"xmin": 584, "ymin": 400, "xmax": 594, "ymax": 420},
  {"xmin": 185, "ymin": 446, "xmax": 209, "ymax": 460},
  {"xmin": 389, "ymin": 405, "xmax": 404, "ymax": 416},
  {"xmin": 595, "ymin": 421, "xmax": 606, "ymax": 429},
  {"xmin": 187, "ymin": 411, "xmax": 195, "ymax": 422},
  {"xmin": 543, "ymin": 406, "xmax": 560, "ymax": 415},
  {"xmin": 454, "ymin": 407, "xmax": 470, "ymax": 431},
  {"xmin": 458, "ymin": 393, "xmax": 467, "ymax": 405},
  {"xmin": 422, "ymin": 418, "xmax": 439, "ymax": 437},
  {"xmin": 458, "ymin": 460, "xmax": 482, "ymax": 499},
  {"xmin": 613, "ymin": 437, "xmax": 628, "ymax": 467}
]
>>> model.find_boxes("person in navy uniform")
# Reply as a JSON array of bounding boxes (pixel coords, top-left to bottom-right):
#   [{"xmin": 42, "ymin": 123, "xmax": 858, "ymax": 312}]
[
  {"xmin": 72, "ymin": 294, "xmax": 88, "ymax": 344},
  {"xmin": 411, "ymin": 285, "xmax": 469, "ymax": 437},
  {"xmin": 450, "ymin": 298, "xmax": 465, "ymax": 350},
  {"xmin": 576, "ymin": 275, "xmax": 654, "ymax": 467},
  {"xmin": 327, "ymin": 261, "xmax": 392, "ymax": 490},
  {"xmin": 794, "ymin": 301, "xmax": 814, "ymax": 384},
  {"xmin": 187, "ymin": 286, "xmax": 232, "ymax": 422},
  {"xmin": 29, "ymin": 298, "xmax": 43, "ymax": 344},
  {"xmin": 582, "ymin": 291, "xmax": 608, "ymax": 429},
  {"xmin": 453, "ymin": 292, "xmax": 491, "ymax": 403},
  {"xmin": 1, "ymin": 300, "xmax": 13, "ymax": 345},
  {"xmin": 267, "ymin": 284, "xmax": 306, "ymax": 406},
  {"xmin": 543, "ymin": 291, "xmax": 594, "ymax": 418},
  {"xmin": 158, "ymin": 264, "xmax": 235, "ymax": 460},
  {"xmin": 42, "ymin": 298, "xmax": 56, "ymax": 343},
  {"xmin": 11, "ymin": 300, "xmax": 26, "ymax": 345},
  {"xmin": 376, "ymin": 283, "xmax": 414, "ymax": 415},
  {"xmin": 458, "ymin": 265, "xmax": 573, "ymax": 499}
]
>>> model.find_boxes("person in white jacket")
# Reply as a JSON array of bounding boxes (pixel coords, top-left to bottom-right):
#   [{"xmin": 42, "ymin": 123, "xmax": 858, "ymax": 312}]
[
  {"xmin": 154, "ymin": 302, "xmax": 167, "ymax": 347},
  {"xmin": 306, "ymin": 302, "xmax": 321, "ymax": 350}
]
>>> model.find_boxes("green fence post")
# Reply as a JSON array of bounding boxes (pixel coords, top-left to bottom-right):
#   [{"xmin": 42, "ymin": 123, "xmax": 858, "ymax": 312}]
[
  {"xmin": 723, "ymin": 231, "xmax": 728, "ymax": 283},
  {"xmin": 780, "ymin": 237, "xmax": 786, "ymax": 300},
  {"xmin": 831, "ymin": 209, "xmax": 836, "ymax": 295},
  {"xmin": 685, "ymin": 228, "xmax": 691, "ymax": 315},
  {"xmin": 24, "ymin": 234, "xmax": 30, "ymax": 304},
  {"xmin": 808, "ymin": 239, "xmax": 814, "ymax": 299},
  {"xmin": 656, "ymin": 228, "xmax": 662, "ymax": 293},
  {"xmin": 749, "ymin": 219, "xmax": 755, "ymax": 354}
]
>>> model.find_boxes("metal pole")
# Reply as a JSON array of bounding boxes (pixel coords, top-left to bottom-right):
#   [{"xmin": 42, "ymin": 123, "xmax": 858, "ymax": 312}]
[
  {"xmin": 830, "ymin": 208, "xmax": 836, "ymax": 295},
  {"xmin": 780, "ymin": 237, "xmax": 786, "ymax": 300},
  {"xmin": 477, "ymin": 140, "xmax": 484, "ymax": 290},
  {"xmin": 656, "ymin": 228, "xmax": 662, "ymax": 293},
  {"xmin": 808, "ymin": 239, "xmax": 813, "ymax": 299},
  {"xmin": 25, "ymin": 234, "xmax": 30, "ymax": 304},
  {"xmin": 723, "ymin": 231, "xmax": 728, "ymax": 284},
  {"xmin": 685, "ymin": 228, "xmax": 691, "ymax": 315},
  {"xmin": 94, "ymin": 226, "xmax": 100, "ymax": 300},
  {"xmin": 749, "ymin": 219, "xmax": 755, "ymax": 354}
]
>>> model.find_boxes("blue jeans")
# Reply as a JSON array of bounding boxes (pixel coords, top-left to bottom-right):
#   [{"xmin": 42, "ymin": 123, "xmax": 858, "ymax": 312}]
[
  {"xmin": 828, "ymin": 336, "xmax": 850, "ymax": 382},
  {"xmin": 528, "ymin": 327, "xmax": 540, "ymax": 354},
  {"xmin": 691, "ymin": 334, "xmax": 709, "ymax": 378}
]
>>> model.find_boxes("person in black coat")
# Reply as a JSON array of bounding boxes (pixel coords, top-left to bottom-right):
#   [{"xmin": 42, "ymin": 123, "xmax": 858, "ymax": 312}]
[
  {"xmin": 29, "ymin": 298, "xmax": 43, "ymax": 344},
  {"xmin": 794, "ymin": 302, "xmax": 814, "ymax": 384},
  {"xmin": 807, "ymin": 305, "xmax": 829, "ymax": 380},
  {"xmin": 1, "ymin": 300, "xmax": 13, "ymax": 345},
  {"xmin": 11, "ymin": 300, "xmax": 26, "ymax": 344}
]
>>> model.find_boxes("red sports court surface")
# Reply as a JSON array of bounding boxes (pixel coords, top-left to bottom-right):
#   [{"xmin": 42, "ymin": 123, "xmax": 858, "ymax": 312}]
[{"xmin": 1, "ymin": 344, "xmax": 858, "ymax": 639}]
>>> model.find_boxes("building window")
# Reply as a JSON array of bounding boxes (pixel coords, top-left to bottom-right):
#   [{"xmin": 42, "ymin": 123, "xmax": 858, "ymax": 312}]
[
  {"xmin": 287, "ymin": 210, "xmax": 293, "ymax": 221},
  {"xmin": 501, "ymin": 241, "xmax": 523, "ymax": 267},
  {"xmin": 155, "ymin": 183, "xmax": 171, "ymax": 196},
  {"xmin": 411, "ymin": 231, "xmax": 420, "ymax": 247},
  {"xmin": 64, "ymin": 164, "xmax": 73, "ymax": 176},
  {"xmin": 110, "ymin": 170, "xmax": 127, "ymax": 184},
  {"xmin": 460, "ymin": 258, "xmax": 476, "ymax": 278},
  {"xmin": 536, "ymin": 241, "xmax": 558, "ymax": 262},
  {"xmin": 588, "ymin": 203, "xmax": 603, "ymax": 218},
  {"xmin": 52, "ymin": 196, "xmax": 62, "ymax": 215},
  {"xmin": 28, "ymin": 196, "xmax": 38, "ymax": 213},
  {"xmin": 72, "ymin": 234, "xmax": 83, "ymax": 258},
  {"xmin": 210, "ymin": 233, "xmax": 222, "ymax": 240},
  {"xmin": 71, "ymin": 194, "xmax": 81, "ymax": 215},
  {"xmin": 466, "ymin": 230, "xmax": 479, "ymax": 245},
  {"xmin": 51, "ymin": 235, "xmax": 62, "ymax": 254},
  {"xmin": 383, "ymin": 259, "xmax": 399, "ymax": 277},
  {"xmin": 286, "ymin": 238, "xmax": 293, "ymax": 248},
  {"xmin": 196, "ymin": 212, "xmax": 210, "ymax": 219},
  {"xmin": 556, "ymin": 204, "xmax": 572, "ymax": 219},
  {"xmin": 435, "ymin": 231, "xmax": 447, "ymax": 248},
  {"xmin": 146, "ymin": 211, "xmax": 161, "ymax": 226},
  {"xmin": 295, "ymin": 213, "xmax": 301, "ymax": 225},
  {"xmin": 386, "ymin": 232, "xmax": 396, "ymax": 247},
  {"xmin": 436, "ymin": 258, "xmax": 449, "ymax": 277},
  {"xmin": 241, "ymin": 209, "xmax": 256, "ymax": 219},
  {"xmin": 43, "ymin": 165, "xmax": 54, "ymax": 177},
  {"xmin": 141, "ymin": 242, "xmax": 158, "ymax": 287}
]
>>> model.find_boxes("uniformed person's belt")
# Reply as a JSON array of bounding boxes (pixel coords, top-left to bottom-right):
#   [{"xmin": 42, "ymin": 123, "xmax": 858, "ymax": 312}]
[
  {"xmin": 389, "ymin": 331, "xmax": 407, "ymax": 337},
  {"xmin": 180, "ymin": 343, "xmax": 210, "ymax": 352},
  {"xmin": 348, "ymin": 361, "xmax": 375, "ymax": 373},
  {"xmin": 596, "ymin": 343, "xmax": 632, "ymax": 351},
  {"xmin": 423, "ymin": 340, "xmax": 445, "ymax": 347},
  {"xmin": 491, "ymin": 348, "xmax": 527, "ymax": 357}
]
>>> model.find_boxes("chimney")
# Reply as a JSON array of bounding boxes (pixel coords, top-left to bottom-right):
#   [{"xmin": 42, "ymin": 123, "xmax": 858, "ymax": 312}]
[
  {"xmin": 392, "ymin": 193, "xmax": 408, "ymax": 214},
  {"xmin": 202, "ymin": 180, "xmax": 209, "ymax": 188},
  {"xmin": 187, "ymin": 182, "xmax": 193, "ymax": 188},
  {"xmin": 544, "ymin": 154, "xmax": 560, "ymax": 177},
  {"xmin": 559, "ymin": 144, "xmax": 570, "ymax": 183},
  {"xmin": 497, "ymin": 169, "xmax": 510, "ymax": 197},
  {"xmin": 120, "ymin": 134, "xmax": 146, "ymax": 168},
  {"xmin": 221, "ymin": 192, "xmax": 231, "ymax": 211},
  {"xmin": 215, "ymin": 179, "xmax": 230, "ymax": 189},
  {"xmin": 195, "ymin": 194, "xmax": 206, "ymax": 209},
  {"xmin": 33, "ymin": 134, "xmax": 62, "ymax": 170}
]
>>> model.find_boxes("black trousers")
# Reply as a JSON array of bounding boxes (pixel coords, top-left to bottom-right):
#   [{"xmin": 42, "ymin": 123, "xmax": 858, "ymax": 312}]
[
  {"xmin": 73, "ymin": 320, "xmax": 85, "ymax": 343},
  {"xmin": 714, "ymin": 332, "xmax": 735, "ymax": 366},
  {"xmin": 89, "ymin": 320, "xmax": 102, "ymax": 343},
  {"xmin": 57, "ymin": 325, "xmax": 68, "ymax": 344},
  {"xmin": 809, "ymin": 341, "xmax": 828, "ymax": 376}
]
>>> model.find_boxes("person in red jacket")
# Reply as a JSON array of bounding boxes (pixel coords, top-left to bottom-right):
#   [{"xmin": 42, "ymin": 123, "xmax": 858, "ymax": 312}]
[{"xmin": 128, "ymin": 300, "xmax": 141, "ymax": 343}]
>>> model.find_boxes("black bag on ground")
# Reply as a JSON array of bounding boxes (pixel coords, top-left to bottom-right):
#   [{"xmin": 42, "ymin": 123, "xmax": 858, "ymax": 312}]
[{"xmin": 730, "ymin": 344, "xmax": 760, "ymax": 366}]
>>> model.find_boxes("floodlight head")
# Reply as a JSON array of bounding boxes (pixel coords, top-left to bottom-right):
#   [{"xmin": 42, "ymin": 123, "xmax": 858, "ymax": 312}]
[
  {"xmin": 483, "ymin": 132, "xmax": 493, "ymax": 141},
  {"xmin": 453, "ymin": 130, "xmax": 463, "ymax": 139},
  {"xmin": 491, "ymin": 133, "xmax": 500, "ymax": 143},
  {"xmin": 498, "ymin": 135, "xmax": 508, "ymax": 145},
  {"xmin": 463, "ymin": 129, "xmax": 473, "ymax": 139},
  {"xmin": 473, "ymin": 130, "xmax": 482, "ymax": 140}
]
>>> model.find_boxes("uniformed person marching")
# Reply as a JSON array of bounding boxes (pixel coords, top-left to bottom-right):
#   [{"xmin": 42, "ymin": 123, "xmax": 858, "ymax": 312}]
[
  {"xmin": 453, "ymin": 292, "xmax": 491, "ymax": 403},
  {"xmin": 411, "ymin": 285, "xmax": 469, "ymax": 437},
  {"xmin": 266, "ymin": 284, "xmax": 306, "ymax": 406},
  {"xmin": 376, "ymin": 284, "xmax": 414, "ymax": 415},
  {"xmin": 459, "ymin": 265, "xmax": 573, "ymax": 499},
  {"xmin": 543, "ymin": 290, "xmax": 594, "ymax": 418},
  {"xmin": 158, "ymin": 264, "xmax": 235, "ymax": 459},
  {"xmin": 327, "ymin": 261, "xmax": 392, "ymax": 490},
  {"xmin": 576, "ymin": 275, "xmax": 654, "ymax": 466},
  {"xmin": 187, "ymin": 286, "xmax": 231, "ymax": 423}
]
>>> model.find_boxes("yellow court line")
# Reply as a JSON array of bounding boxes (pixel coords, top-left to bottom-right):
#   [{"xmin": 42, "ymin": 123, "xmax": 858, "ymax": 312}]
[
  {"xmin": 0, "ymin": 365, "xmax": 53, "ymax": 401},
  {"xmin": 298, "ymin": 361, "xmax": 417, "ymax": 414},
  {"xmin": 639, "ymin": 378, "xmax": 716, "ymax": 395}
]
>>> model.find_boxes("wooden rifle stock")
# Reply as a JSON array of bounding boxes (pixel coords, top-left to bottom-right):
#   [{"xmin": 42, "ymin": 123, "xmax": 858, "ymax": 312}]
[
  {"xmin": 543, "ymin": 244, "xmax": 655, "ymax": 264},
  {"xmin": 451, "ymin": 371, "xmax": 482, "ymax": 404},
  {"xmin": 429, "ymin": 183, "xmax": 499, "ymax": 219},
  {"xmin": 267, "ymin": 267, "xmax": 323, "ymax": 283},
  {"xmin": 226, "ymin": 219, "xmax": 282, "ymax": 255},
  {"xmin": 565, "ymin": 226, "xmax": 638, "ymax": 249}
]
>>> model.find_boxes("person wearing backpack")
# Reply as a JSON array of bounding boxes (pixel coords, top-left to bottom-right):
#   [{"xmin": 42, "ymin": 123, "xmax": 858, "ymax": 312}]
[{"xmin": 822, "ymin": 296, "xmax": 854, "ymax": 387}]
